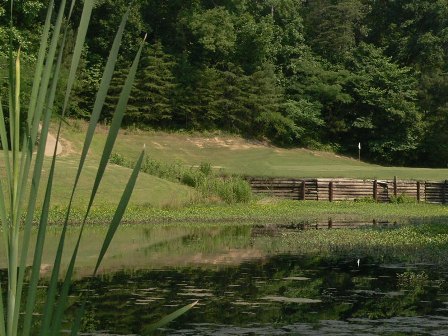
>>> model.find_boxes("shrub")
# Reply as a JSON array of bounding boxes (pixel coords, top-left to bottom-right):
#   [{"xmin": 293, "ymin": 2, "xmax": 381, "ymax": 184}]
[
  {"xmin": 199, "ymin": 162, "xmax": 212, "ymax": 176},
  {"xmin": 354, "ymin": 196, "xmax": 377, "ymax": 203},
  {"xmin": 110, "ymin": 154, "xmax": 253, "ymax": 204},
  {"xmin": 389, "ymin": 194, "xmax": 416, "ymax": 204},
  {"xmin": 110, "ymin": 152, "xmax": 128, "ymax": 166}
]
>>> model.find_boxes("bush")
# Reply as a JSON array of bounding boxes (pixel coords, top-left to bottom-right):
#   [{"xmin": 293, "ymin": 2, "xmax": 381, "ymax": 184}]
[
  {"xmin": 199, "ymin": 176, "xmax": 252, "ymax": 204},
  {"xmin": 111, "ymin": 154, "xmax": 253, "ymax": 204},
  {"xmin": 110, "ymin": 152, "xmax": 129, "ymax": 166},
  {"xmin": 199, "ymin": 162, "xmax": 212, "ymax": 176},
  {"xmin": 354, "ymin": 196, "xmax": 377, "ymax": 203},
  {"xmin": 389, "ymin": 194, "xmax": 416, "ymax": 204}
]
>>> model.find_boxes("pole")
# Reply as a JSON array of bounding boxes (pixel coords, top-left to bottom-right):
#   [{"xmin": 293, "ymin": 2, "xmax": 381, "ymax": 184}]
[{"xmin": 358, "ymin": 142, "xmax": 361, "ymax": 161}]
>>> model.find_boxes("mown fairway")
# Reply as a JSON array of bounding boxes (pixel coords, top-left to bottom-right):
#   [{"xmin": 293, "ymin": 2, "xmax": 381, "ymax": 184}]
[{"xmin": 62, "ymin": 125, "xmax": 448, "ymax": 181}]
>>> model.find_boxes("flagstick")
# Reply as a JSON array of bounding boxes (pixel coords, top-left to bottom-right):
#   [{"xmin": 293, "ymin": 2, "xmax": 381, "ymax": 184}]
[{"xmin": 358, "ymin": 142, "xmax": 361, "ymax": 161}]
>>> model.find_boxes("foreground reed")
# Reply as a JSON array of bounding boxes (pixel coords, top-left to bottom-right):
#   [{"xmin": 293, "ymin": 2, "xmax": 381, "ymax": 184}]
[{"xmin": 0, "ymin": 1, "xmax": 195, "ymax": 335}]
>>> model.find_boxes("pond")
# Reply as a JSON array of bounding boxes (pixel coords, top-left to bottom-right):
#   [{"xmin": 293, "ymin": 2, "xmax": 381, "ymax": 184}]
[{"xmin": 18, "ymin": 223, "xmax": 448, "ymax": 334}]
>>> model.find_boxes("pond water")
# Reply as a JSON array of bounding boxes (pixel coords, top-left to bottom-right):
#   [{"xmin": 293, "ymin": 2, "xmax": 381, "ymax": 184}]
[{"xmin": 48, "ymin": 223, "xmax": 448, "ymax": 335}]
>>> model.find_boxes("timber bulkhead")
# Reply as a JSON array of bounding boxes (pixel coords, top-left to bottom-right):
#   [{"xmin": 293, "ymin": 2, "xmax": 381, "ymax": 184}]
[{"xmin": 247, "ymin": 177, "xmax": 448, "ymax": 204}]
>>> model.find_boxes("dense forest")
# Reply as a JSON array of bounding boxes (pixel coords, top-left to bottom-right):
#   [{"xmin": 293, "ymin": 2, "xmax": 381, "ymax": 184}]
[{"xmin": 1, "ymin": 0, "xmax": 448, "ymax": 167}]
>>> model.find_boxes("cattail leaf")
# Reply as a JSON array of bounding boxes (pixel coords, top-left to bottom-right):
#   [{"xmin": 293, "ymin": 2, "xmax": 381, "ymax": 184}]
[
  {"xmin": 83, "ymin": 34, "xmax": 146, "ymax": 221},
  {"xmin": 67, "ymin": 6, "xmax": 130, "ymax": 216},
  {"xmin": 21, "ymin": 139, "xmax": 58, "ymax": 336},
  {"xmin": 27, "ymin": 0, "xmax": 54, "ymax": 126},
  {"xmin": 0, "ymin": 278, "xmax": 5, "ymax": 336},
  {"xmin": 50, "ymin": 33, "xmax": 146, "ymax": 335},
  {"xmin": 51, "ymin": 148, "xmax": 144, "ymax": 335},
  {"xmin": 70, "ymin": 303, "xmax": 86, "ymax": 336},
  {"xmin": 94, "ymin": 148, "xmax": 145, "ymax": 275},
  {"xmin": 61, "ymin": 0, "xmax": 93, "ymax": 114},
  {"xmin": 20, "ymin": 29, "xmax": 68, "ymax": 334},
  {"xmin": 0, "ymin": 102, "xmax": 11, "ymax": 190},
  {"xmin": 144, "ymin": 301, "xmax": 199, "ymax": 334}
]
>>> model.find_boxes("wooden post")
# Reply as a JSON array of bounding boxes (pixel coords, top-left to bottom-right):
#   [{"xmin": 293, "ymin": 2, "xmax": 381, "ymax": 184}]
[
  {"xmin": 393, "ymin": 176, "xmax": 397, "ymax": 197},
  {"xmin": 301, "ymin": 180, "xmax": 306, "ymax": 200},
  {"xmin": 443, "ymin": 180, "xmax": 447, "ymax": 205},
  {"xmin": 329, "ymin": 182, "xmax": 332, "ymax": 201},
  {"xmin": 417, "ymin": 181, "xmax": 421, "ymax": 203},
  {"xmin": 328, "ymin": 218, "xmax": 333, "ymax": 229},
  {"xmin": 373, "ymin": 180, "xmax": 378, "ymax": 202}
]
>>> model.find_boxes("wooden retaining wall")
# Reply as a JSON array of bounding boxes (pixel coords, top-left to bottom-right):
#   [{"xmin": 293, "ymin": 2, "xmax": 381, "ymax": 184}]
[{"xmin": 247, "ymin": 177, "xmax": 448, "ymax": 204}]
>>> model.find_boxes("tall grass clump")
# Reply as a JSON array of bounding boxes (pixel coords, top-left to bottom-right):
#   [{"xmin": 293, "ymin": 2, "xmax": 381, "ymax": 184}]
[
  {"xmin": 110, "ymin": 153, "xmax": 253, "ymax": 204},
  {"xmin": 0, "ymin": 1, "xmax": 194, "ymax": 335}
]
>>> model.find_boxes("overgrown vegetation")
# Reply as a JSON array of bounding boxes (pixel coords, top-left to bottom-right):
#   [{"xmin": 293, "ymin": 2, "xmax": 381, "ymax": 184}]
[{"xmin": 110, "ymin": 153, "xmax": 252, "ymax": 204}]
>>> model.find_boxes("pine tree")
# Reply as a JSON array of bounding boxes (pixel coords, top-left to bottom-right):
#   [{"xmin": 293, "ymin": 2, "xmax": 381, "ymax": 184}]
[
  {"xmin": 131, "ymin": 41, "xmax": 177, "ymax": 125},
  {"xmin": 103, "ymin": 67, "xmax": 130, "ymax": 123}
]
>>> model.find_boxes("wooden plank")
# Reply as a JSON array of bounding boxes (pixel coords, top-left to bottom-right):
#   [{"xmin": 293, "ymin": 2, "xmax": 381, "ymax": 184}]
[
  {"xmin": 301, "ymin": 180, "xmax": 306, "ymax": 200},
  {"xmin": 394, "ymin": 176, "xmax": 397, "ymax": 197}
]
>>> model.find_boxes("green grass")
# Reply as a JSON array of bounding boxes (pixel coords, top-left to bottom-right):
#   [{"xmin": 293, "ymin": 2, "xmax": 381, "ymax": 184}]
[
  {"xmin": 0, "ymin": 156, "xmax": 195, "ymax": 208},
  {"xmin": 62, "ymin": 124, "xmax": 448, "ymax": 181},
  {"xmin": 47, "ymin": 157, "xmax": 195, "ymax": 207}
]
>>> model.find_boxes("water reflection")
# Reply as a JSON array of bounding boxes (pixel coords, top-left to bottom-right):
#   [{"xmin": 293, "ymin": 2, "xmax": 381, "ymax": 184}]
[
  {"xmin": 42, "ymin": 223, "xmax": 448, "ymax": 335},
  {"xmin": 74, "ymin": 254, "xmax": 448, "ymax": 335}
]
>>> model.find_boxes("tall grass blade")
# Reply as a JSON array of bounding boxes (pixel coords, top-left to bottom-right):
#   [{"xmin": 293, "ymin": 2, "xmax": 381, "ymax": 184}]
[
  {"xmin": 74, "ymin": 7, "xmax": 130, "ymax": 192},
  {"xmin": 144, "ymin": 301, "xmax": 198, "ymax": 334},
  {"xmin": 27, "ymin": 0, "xmax": 54, "ymax": 125},
  {"xmin": 39, "ymin": 7, "xmax": 137, "ymax": 336},
  {"xmin": 21, "ymin": 137, "xmax": 58, "ymax": 336},
  {"xmin": 61, "ymin": 0, "xmax": 93, "ymax": 113},
  {"xmin": 0, "ymin": 102, "xmax": 12, "ymax": 187},
  {"xmin": 50, "ymin": 35, "xmax": 146, "ymax": 333},
  {"xmin": 8, "ymin": 0, "xmax": 15, "ymax": 127},
  {"xmin": 51, "ymin": 148, "xmax": 144, "ymax": 335},
  {"xmin": 84, "ymin": 35, "xmax": 146, "ymax": 219},
  {"xmin": 37, "ymin": 124, "xmax": 67, "ymax": 336},
  {"xmin": 0, "ymin": 103, "xmax": 11, "ymax": 253},
  {"xmin": 20, "ymin": 37, "xmax": 68, "ymax": 335},
  {"xmin": 7, "ymin": 48, "xmax": 21, "ymax": 336},
  {"xmin": 16, "ymin": 0, "xmax": 76, "ymax": 329},
  {"xmin": 28, "ymin": 0, "xmax": 67, "ymax": 152},
  {"xmin": 0, "ymin": 280, "xmax": 5, "ymax": 336},
  {"xmin": 70, "ymin": 303, "xmax": 85, "ymax": 336},
  {"xmin": 0, "ymin": 180, "xmax": 9, "ymax": 263},
  {"xmin": 94, "ymin": 148, "xmax": 145, "ymax": 275},
  {"xmin": 63, "ymin": 6, "xmax": 130, "ymax": 228}
]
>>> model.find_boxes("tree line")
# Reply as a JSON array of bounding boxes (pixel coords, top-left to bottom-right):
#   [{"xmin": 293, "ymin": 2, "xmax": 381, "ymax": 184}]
[{"xmin": 2, "ymin": 0, "xmax": 448, "ymax": 167}]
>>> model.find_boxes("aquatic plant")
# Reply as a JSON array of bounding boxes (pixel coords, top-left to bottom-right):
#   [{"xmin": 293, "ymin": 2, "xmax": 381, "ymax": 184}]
[{"xmin": 0, "ymin": 1, "xmax": 194, "ymax": 335}]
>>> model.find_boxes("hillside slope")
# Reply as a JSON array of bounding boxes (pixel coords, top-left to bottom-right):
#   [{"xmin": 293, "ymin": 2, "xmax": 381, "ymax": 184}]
[
  {"xmin": 33, "ymin": 126, "xmax": 196, "ymax": 208},
  {"xmin": 61, "ymin": 124, "xmax": 448, "ymax": 181}
]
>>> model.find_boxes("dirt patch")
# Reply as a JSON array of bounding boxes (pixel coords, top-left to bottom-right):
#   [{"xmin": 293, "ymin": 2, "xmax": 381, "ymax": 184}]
[
  {"xmin": 151, "ymin": 141, "xmax": 165, "ymax": 149},
  {"xmin": 58, "ymin": 137, "xmax": 76, "ymax": 156},
  {"xmin": 191, "ymin": 249, "xmax": 265, "ymax": 265},
  {"xmin": 187, "ymin": 136, "xmax": 267, "ymax": 150}
]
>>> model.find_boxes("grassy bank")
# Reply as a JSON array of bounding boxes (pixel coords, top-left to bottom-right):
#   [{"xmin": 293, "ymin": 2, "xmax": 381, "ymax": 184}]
[
  {"xmin": 61, "ymin": 123, "xmax": 448, "ymax": 180},
  {"xmin": 45, "ymin": 199, "xmax": 448, "ymax": 226},
  {"xmin": 7, "ymin": 120, "xmax": 446, "ymax": 210}
]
